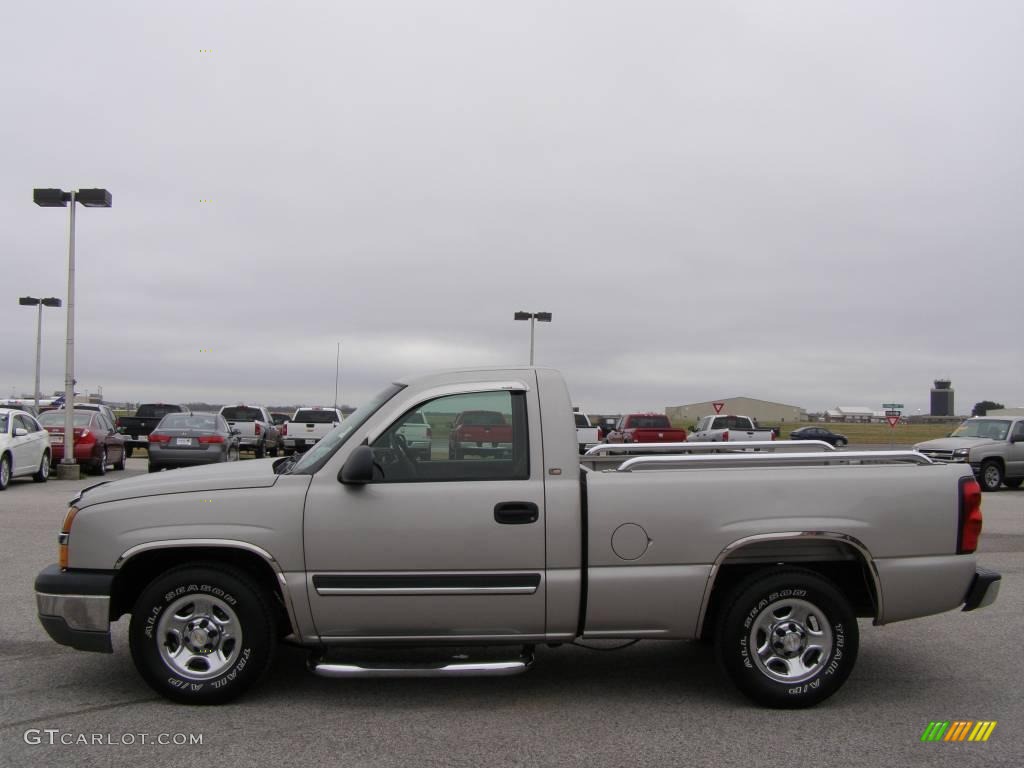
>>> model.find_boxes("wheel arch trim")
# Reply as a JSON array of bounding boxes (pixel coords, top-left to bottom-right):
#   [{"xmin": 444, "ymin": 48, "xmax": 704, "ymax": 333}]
[
  {"xmin": 114, "ymin": 538, "xmax": 300, "ymax": 636},
  {"xmin": 696, "ymin": 531, "xmax": 882, "ymax": 637}
]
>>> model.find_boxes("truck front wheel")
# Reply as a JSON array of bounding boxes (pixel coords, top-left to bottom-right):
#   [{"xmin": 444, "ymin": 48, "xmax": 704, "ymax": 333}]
[
  {"xmin": 980, "ymin": 460, "xmax": 1003, "ymax": 492},
  {"xmin": 128, "ymin": 563, "xmax": 276, "ymax": 704},
  {"xmin": 715, "ymin": 568, "xmax": 858, "ymax": 708}
]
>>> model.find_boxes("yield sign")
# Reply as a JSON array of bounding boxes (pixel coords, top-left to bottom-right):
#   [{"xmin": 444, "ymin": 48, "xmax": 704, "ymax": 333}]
[
  {"xmin": 886, "ymin": 415, "xmax": 900, "ymax": 427},
  {"xmin": 712, "ymin": 402, "xmax": 725, "ymax": 414}
]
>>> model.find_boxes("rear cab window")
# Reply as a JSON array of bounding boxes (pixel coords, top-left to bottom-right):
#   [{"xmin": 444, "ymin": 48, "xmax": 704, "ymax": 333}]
[{"xmin": 222, "ymin": 407, "xmax": 264, "ymax": 422}]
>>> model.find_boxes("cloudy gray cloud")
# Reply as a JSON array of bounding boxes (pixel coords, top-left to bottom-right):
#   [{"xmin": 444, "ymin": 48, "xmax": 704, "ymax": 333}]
[{"xmin": 2, "ymin": 0, "xmax": 1020, "ymax": 415}]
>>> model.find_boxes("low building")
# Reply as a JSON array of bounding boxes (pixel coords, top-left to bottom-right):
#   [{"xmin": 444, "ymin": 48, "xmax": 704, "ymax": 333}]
[
  {"xmin": 825, "ymin": 407, "xmax": 874, "ymax": 423},
  {"xmin": 666, "ymin": 397, "xmax": 804, "ymax": 427}
]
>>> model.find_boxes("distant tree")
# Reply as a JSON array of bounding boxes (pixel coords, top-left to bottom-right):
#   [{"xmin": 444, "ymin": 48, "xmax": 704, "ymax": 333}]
[{"xmin": 972, "ymin": 401, "xmax": 1005, "ymax": 417}]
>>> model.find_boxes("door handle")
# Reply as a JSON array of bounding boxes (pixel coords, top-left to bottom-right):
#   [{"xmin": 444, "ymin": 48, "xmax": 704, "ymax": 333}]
[{"xmin": 494, "ymin": 502, "xmax": 539, "ymax": 525}]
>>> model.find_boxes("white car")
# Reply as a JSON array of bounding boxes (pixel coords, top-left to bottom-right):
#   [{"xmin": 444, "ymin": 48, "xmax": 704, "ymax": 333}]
[{"xmin": 0, "ymin": 408, "xmax": 52, "ymax": 489}]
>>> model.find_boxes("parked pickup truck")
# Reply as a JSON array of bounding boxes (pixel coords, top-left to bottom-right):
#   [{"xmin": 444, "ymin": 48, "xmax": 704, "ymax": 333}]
[
  {"xmin": 606, "ymin": 413, "xmax": 687, "ymax": 444},
  {"xmin": 690, "ymin": 414, "xmax": 777, "ymax": 443},
  {"xmin": 282, "ymin": 407, "xmax": 344, "ymax": 455},
  {"xmin": 574, "ymin": 411, "xmax": 601, "ymax": 454},
  {"xmin": 448, "ymin": 409, "xmax": 513, "ymax": 459},
  {"xmin": 218, "ymin": 405, "xmax": 281, "ymax": 458},
  {"xmin": 915, "ymin": 416, "xmax": 1024, "ymax": 492},
  {"xmin": 117, "ymin": 403, "xmax": 190, "ymax": 457},
  {"xmin": 35, "ymin": 366, "xmax": 1000, "ymax": 709}
]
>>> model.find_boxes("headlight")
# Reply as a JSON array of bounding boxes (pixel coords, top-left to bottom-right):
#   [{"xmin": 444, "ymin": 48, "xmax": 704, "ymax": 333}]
[{"xmin": 953, "ymin": 448, "xmax": 970, "ymax": 459}]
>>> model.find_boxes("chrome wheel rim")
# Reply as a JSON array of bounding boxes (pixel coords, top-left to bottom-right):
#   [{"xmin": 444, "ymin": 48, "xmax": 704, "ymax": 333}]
[
  {"xmin": 749, "ymin": 597, "xmax": 833, "ymax": 684},
  {"xmin": 40, "ymin": 454, "xmax": 49, "ymax": 478},
  {"xmin": 983, "ymin": 465, "xmax": 1001, "ymax": 489},
  {"xmin": 1, "ymin": 459, "xmax": 9, "ymax": 486},
  {"xmin": 157, "ymin": 594, "xmax": 243, "ymax": 680}
]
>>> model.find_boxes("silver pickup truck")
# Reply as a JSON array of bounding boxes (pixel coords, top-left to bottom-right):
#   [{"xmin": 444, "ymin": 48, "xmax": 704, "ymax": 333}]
[
  {"xmin": 34, "ymin": 367, "xmax": 1000, "ymax": 708},
  {"xmin": 915, "ymin": 415, "xmax": 1024, "ymax": 492}
]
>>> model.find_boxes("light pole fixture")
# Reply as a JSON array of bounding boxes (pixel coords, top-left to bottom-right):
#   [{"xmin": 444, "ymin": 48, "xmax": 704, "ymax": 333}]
[
  {"xmin": 513, "ymin": 311, "xmax": 552, "ymax": 366},
  {"xmin": 18, "ymin": 296, "xmax": 63, "ymax": 410},
  {"xmin": 33, "ymin": 187, "xmax": 112, "ymax": 479}
]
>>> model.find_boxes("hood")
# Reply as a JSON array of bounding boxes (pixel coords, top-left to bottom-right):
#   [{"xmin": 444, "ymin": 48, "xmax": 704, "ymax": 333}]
[
  {"xmin": 914, "ymin": 437, "xmax": 1000, "ymax": 452},
  {"xmin": 74, "ymin": 458, "xmax": 281, "ymax": 509}
]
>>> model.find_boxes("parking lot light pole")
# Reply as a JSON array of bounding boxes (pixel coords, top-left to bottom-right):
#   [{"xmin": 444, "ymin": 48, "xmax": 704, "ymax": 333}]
[
  {"xmin": 33, "ymin": 188, "xmax": 112, "ymax": 480},
  {"xmin": 513, "ymin": 311, "xmax": 552, "ymax": 366},
  {"xmin": 18, "ymin": 296, "xmax": 63, "ymax": 410}
]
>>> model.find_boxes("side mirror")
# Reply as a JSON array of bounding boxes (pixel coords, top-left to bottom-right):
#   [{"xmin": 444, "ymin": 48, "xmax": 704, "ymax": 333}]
[
  {"xmin": 339, "ymin": 445, "xmax": 375, "ymax": 485},
  {"xmin": 14, "ymin": 427, "xmax": 28, "ymax": 437}
]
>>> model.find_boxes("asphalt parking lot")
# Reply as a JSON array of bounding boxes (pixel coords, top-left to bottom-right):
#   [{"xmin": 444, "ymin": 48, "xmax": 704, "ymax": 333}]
[{"xmin": 1, "ymin": 457, "xmax": 1021, "ymax": 767}]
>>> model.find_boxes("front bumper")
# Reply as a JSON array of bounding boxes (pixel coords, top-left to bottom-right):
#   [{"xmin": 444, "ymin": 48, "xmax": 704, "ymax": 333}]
[
  {"xmin": 963, "ymin": 566, "xmax": 1002, "ymax": 611},
  {"xmin": 35, "ymin": 564, "xmax": 114, "ymax": 653}
]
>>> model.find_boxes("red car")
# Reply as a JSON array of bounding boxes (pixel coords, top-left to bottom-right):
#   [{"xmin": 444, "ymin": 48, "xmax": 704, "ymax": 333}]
[
  {"xmin": 607, "ymin": 413, "xmax": 687, "ymax": 444},
  {"xmin": 38, "ymin": 409, "xmax": 127, "ymax": 475},
  {"xmin": 448, "ymin": 410, "xmax": 514, "ymax": 459}
]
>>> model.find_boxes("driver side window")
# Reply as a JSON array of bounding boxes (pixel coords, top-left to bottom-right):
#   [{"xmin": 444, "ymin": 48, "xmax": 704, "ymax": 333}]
[{"xmin": 370, "ymin": 390, "xmax": 529, "ymax": 483}]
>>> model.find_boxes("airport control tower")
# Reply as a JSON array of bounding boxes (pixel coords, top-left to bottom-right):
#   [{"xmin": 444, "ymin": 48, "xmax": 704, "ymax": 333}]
[{"xmin": 931, "ymin": 379, "xmax": 954, "ymax": 417}]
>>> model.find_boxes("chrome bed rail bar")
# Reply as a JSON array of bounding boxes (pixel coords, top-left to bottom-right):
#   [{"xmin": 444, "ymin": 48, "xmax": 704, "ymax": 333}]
[
  {"xmin": 585, "ymin": 440, "xmax": 836, "ymax": 455},
  {"xmin": 616, "ymin": 450, "xmax": 934, "ymax": 472}
]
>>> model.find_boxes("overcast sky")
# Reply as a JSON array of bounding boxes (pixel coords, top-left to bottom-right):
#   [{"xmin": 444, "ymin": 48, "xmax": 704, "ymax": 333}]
[{"xmin": 2, "ymin": 1, "xmax": 1021, "ymax": 414}]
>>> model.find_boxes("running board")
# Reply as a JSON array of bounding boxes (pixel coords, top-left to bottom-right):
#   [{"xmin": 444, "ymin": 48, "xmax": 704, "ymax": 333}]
[{"xmin": 309, "ymin": 652, "xmax": 534, "ymax": 679}]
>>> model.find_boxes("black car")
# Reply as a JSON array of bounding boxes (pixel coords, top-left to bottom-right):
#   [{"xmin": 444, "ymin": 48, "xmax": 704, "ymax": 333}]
[
  {"xmin": 147, "ymin": 412, "xmax": 240, "ymax": 472},
  {"xmin": 789, "ymin": 426, "xmax": 848, "ymax": 447}
]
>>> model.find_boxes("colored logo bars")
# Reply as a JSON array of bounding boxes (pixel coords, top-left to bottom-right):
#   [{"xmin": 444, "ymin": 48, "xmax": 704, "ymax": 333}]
[{"xmin": 921, "ymin": 721, "xmax": 997, "ymax": 742}]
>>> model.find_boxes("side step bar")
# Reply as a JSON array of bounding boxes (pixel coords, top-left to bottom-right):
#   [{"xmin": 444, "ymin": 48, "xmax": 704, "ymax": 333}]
[{"xmin": 309, "ymin": 651, "xmax": 534, "ymax": 679}]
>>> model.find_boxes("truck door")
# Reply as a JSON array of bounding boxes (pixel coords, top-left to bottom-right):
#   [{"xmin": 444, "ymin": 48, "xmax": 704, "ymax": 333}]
[{"xmin": 302, "ymin": 387, "xmax": 546, "ymax": 641}]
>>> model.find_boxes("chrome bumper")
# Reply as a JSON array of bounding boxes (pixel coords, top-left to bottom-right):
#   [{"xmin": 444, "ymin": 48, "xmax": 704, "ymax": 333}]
[{"xmin": 35, "ymin": 564, "xmax": 113, "ymax": 653}]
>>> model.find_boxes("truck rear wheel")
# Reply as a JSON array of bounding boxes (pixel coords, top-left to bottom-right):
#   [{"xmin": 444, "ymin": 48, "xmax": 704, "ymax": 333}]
[
  {"xmin": 129, "ymin": 563, "xmax": 276, "ymax": 705},
  {"xmin": 1004, "ymin": 478, "xmax": 1022, "ymax": 489},
  {"xmin": 254, "ymin": 442, "xmax": 265, "ymax": 459},
  {"xmin": 980, "ymin": 460, "xmax": 1003, "ymax": 492},
  {"xmin": 715, "ymin": 568, "xmax": 858, "ymax": 708}
]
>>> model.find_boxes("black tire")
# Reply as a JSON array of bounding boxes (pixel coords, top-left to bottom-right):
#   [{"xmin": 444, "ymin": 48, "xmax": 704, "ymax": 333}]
[
  {"xmin": 268, "ymin": 443, "xmax": 279, "ymax": 457},
  {"xmin": 115, "ymin": 446, "xmax": 127, "ymax": 471},
  {"xmin": 33, "ymin": 451, "xmax": 50, "ymax": 483},
  {"xmin": 125, "ymin": 445, "xmax": 134, "ymax": 459},
  {"xmin": 1004, "ymin": 478, "xmax": 1022, "ymax": 489},
  {"xmin": 93, "ymin": 448, "xmax": 108, "ymax": 475},
  {"xmin": 148, "ymin": 463, "xmax": 161, "ymax": 473},
  {"xmin": 715, "ymin": 568, "xmax": 858, "ymax": 708},
  {"xmin": 0, "ymin": 454, "xmax": 10, "ymax": 491},
  {"xmin": 254, "ymin": 442, "xmax": 265, "ymax": 459},
  {"xmin": 979, "ymin": 460, "xmax": 1003, "ymax": 492},
  {"xmin": 128, "ymin": 562, "xmax": 277, "ymax": 705}
]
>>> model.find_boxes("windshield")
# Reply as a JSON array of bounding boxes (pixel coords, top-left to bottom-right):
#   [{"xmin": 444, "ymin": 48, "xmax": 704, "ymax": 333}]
[
  {"xmin": 159, "ymin": 413, "xmax": 220, "ymax": 431},
  {"xmin": 39, "ymin": 411, "xmax": 93, "ymax": 427},
  {"xmin": 292, "ymin": 409, "xmax": 340, "ymax": 424},
  {"xmin": 951, "ymin": 419, "xmax": 1010, "ymax": 440},
  {"xmin": 629, "ymin": 415, "xmax": 670, "ymax": 428},
  {"xmin": 290, "ymin": 383, "xmax": 405, "ymax": 474},
  {"xmin": 222, "ymin": 407, "xmax": 263, "ymax": 421},
  {"xmin": 574, "ymin": 413, "xmax": 590, "ymax": 428}
]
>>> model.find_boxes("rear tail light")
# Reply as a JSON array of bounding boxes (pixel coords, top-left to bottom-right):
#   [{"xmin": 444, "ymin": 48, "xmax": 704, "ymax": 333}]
[
  {"xmin": 255, "ymin": 423, "xmax": 262, "ymax": 436},
  {"xmin": 281, "ymin": 423, "xmax": 288, "ymax": 436},
  {"xmin": 75, "ymin": 428, "xmax": 95, "ymax": 444},
  {"xmin": 958, "ymin": 476, "xmax": 983, "ymax": 554},
  {"xmin": 149, "ymin": 433, "xmax": 171, "ymax": 444},
  {"xmin": 427, "ymin": 427, "xmax": 433, "ymax": 439},
  {"xmin": 771, "ymin": 430, "xmax": 777, "ymax": 441},
  {"xmin": 722, "ymin": 430, "xmax": 729, "ymax": 442},
  {"xmin": 198, "ymin": 435, "xmax": 225, "ymax": 444}
]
